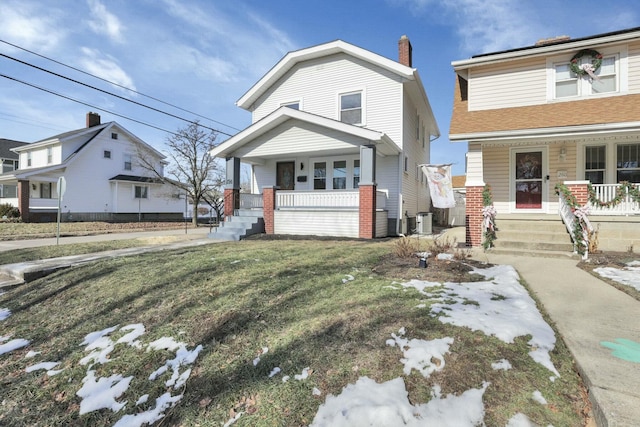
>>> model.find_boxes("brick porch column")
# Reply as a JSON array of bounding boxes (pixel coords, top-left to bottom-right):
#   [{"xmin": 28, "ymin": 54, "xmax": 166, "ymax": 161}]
[
  {"xmin": 465, "ymin": 185, "xmax": 484, "ymax": 247},
  {"xmin": 359, "ymin": 184, "xmax": 376, "ymax": 239},
  {"xmin": 564, "ymin": 181, "xmax": 589, "ymax": 206},
  {"xmin": 223, "ymin": 188, "xmax": 239, "ymax": 218},
  {"xmin": 262, "ymin": 186, "xmax": 277, "ymax": 235},
  {"xmin": 18, "ymin": 180, "xmax": 30, "ymax": 223}
]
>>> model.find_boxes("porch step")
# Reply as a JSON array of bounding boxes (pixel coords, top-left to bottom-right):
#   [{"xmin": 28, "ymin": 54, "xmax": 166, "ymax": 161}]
[
  {"xmin": 493, "ymin": 218, "xmax": 574, "ymax": 254},
  {"xmin": 208, "ymin": 214, "xmax": 265, "ymax": 241}
]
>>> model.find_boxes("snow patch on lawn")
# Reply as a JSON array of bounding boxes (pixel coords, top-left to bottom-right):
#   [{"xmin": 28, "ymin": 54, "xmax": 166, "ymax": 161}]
[{"xmin": 594, "ymin": 261, "xmax": 640, "ymax": 291}]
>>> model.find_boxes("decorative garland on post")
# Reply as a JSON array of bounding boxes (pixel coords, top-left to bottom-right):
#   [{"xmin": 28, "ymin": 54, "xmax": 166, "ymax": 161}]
[
  {"xmin": 554, "ymin": 183, "xmax": 588, "ymax": 255},
  {"xmin": 570, "ymin": 49, "xmax": 603, "ymax": 80},
  {"xmin": 482, "ymin": 184, "xmax": 497, "ymax": 250}
]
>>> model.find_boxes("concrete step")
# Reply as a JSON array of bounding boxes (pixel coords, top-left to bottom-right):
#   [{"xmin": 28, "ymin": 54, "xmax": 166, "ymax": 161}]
[
  {"xmin": 209, "ymin": 215, "xmax": 265, "ymax": 241},
  {"xmin": 493, "ymin": 240, "xmax": 574, "ymax": 252},
  {"xmin": 486, "ymin": 247, "xmax": 580, "ymax": 259},
  {"xmin": 497, "ymin": 219, "xmax": 567, "ymax": 233},
  {"xmin": 493, "ymin": 217, "xmax": 574, "ymax": 254},
  {"xmin": 497, "ymin": 229, "xmax": 572, "ymax": 243}
]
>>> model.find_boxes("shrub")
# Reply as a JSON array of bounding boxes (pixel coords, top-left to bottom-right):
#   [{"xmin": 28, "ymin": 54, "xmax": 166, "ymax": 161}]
[
  {"xmin": 393, "ymin": 236, "xmax": 419, "ymax": 258},
  {"xmin": 0, "ymin": 203, "xmax": 20, "ymax": 219}
]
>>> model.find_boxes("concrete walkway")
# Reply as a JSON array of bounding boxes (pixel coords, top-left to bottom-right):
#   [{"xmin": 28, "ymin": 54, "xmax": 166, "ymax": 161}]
[{"xmin": 473, "ymin": 250, "xmax": 640, "ymax": 427}]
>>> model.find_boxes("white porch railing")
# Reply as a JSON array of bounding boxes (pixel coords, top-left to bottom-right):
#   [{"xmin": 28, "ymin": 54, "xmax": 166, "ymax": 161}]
[
  {"xmin": 239, "ymin": 193, "xmax": 263, "ymax": 209},
  {"xmin": 277, "ymin": 191, "xmax": 359, "ymax": 209},
  {"xmin": 588, "ymin": 183, "xmax": 640, "ymax": 216}
]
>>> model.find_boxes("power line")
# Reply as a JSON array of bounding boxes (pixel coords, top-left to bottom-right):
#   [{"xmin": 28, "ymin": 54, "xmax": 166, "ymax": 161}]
[
  {"xmin": 1, "ymin": 53, "xmax": 234, "ymax": 137},
  {"xmin": 0, "ymin": 38, "xmax": 242, "ymax": 133},
  {"xmin": 1, "ymin": 73, "xmax": 183, "ymax": 137}
]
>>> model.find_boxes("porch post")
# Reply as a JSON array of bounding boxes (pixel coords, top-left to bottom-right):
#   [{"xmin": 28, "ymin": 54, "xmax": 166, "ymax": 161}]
[
  {"xmin": 564, "ymin": 181, "xmax": 589, "ymax": 206},
  {"xmin": 224, "ymin": 157, "xmax": 241, "ymax": 217},
  {"xmin": 359, "ymin": 145, "xmax": 376, "ymax": 239},
  {"xmin": 465, "ymin": 144, "xmax": 485, "ymax": 247},
  {"xmin": 18, "ymin": 180, "xmax": 30, "ymax": 223},
  {"xmin": 262, "ymin": 186, "xmax": 278, "ymax": 235}
]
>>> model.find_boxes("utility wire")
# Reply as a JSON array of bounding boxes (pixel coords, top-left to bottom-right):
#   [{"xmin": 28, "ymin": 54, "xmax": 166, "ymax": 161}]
[
  {"xmin": 1, "ymin": 73, "xmax": 182, "ymax": 137},
  {"xmin": 0, "ymin": 38, "xmax": 242, "ymax": 133},
  {"xmin": 1, "ymin": 53, "xmax": 234, "ymax": 137}
]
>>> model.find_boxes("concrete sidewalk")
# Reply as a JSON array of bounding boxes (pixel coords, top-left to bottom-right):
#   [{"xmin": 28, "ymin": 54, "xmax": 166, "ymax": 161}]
[
  {"xmin": 0, "ymin": 227, "xmax": 216, "ymax": 288},
  {"xmin": 473, "ymin": 251, "xmax": 640, "ymax": 427}
]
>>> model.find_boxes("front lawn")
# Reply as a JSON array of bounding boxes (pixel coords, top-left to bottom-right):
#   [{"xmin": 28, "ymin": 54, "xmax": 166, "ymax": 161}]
[{"xmin": 0, "ymin": 239, "xmax": 590, "ymax": 426}]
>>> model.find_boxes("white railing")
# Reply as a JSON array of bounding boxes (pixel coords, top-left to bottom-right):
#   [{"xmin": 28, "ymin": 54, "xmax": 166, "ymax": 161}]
[
  {"xmin": 588, "ymin": 183, "xmax": 640, "ymax": 216},
  {"xmin": 277, "ymin": 191, "xmax": 359, "ymax": 209},
  {"xmin": 557, "ymin": 192, "xmax": 577, "ymax": 244},
  {"xmin": 239, "ymin": 193, "xmax": 263, "ymax": 209}
]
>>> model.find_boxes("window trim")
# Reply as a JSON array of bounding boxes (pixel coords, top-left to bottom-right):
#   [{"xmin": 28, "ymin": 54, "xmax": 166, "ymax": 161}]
[
  {"xmin": 124, "ymin": 153, "xmax": 132, "ymax": 171},
  {"xmin": 134, "ymin": 185, "xmax": 149, "ymax": 199},
  {"xmin": 547, "ymin": 46, "xmax": 627, "ymax": 101},
  {"xmin": 310, "ymin": 155, "xmax": 361, "ymax": 190},
  {"xmin": 337, "ymin": 89, "xmax": 365, "ymax": 126}
]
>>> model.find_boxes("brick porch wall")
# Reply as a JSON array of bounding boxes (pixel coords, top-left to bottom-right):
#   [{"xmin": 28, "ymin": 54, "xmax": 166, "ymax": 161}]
[
  {"xmin": 223, "ymin": 188, "xmax": 239, "ymax": 218},
  {"xmin": 18, "ymin": 180, "xmax": 30, "ymax": 223},
  {"xmin": 262, "ymin": 187, "xmax": 277, "ymax": 234},
  {"xmin": 465, "ymin": 186, "xmax": 484, "ymax": 247},
  {"xmin": 564, "ymin": 181, "xmax": 589, "ymax": 206},
  {"xmin": 359, "ymin": 184, "xmax": 376, "ymax": 239}
]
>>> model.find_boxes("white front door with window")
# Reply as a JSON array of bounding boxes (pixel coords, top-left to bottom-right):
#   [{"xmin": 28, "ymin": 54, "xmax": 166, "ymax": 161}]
[{"xmin": 510, "ymin": 147, "xmax": 548, "ymax": 212}]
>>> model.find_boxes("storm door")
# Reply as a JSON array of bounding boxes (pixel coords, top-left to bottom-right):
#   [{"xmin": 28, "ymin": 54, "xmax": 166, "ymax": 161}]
[
  {"xmin": 276, "ymin": 161, "xmax": 295, "ymax": 190},
  {"xmin": 512, "ymin": 148, "xmax": 547, "ymax": 211}
]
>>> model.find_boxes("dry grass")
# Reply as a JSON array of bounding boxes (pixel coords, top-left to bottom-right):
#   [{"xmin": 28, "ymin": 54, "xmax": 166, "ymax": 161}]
[{"xmin": 0, "ymin": 239, "xmax": 589, "ymax": 426}]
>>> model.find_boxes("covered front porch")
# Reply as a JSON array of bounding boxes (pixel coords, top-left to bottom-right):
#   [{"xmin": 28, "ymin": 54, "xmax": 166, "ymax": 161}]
[{"xmin": 210, "ymin": 107, "xmax": 402, "ymax": 239}]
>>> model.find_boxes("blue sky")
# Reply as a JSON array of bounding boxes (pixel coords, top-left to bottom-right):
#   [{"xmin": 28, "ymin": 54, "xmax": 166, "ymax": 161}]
[{"xmin": 1, "ymin": 0, "xmax": 638, "ymax": 175}]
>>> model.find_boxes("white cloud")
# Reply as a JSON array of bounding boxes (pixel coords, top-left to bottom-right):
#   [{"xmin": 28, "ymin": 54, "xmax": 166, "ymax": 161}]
[
  {"xmin": 78, "ymin": 47, "xmax": 137, "ymax": 92},
  {"xmin": 87, "ymin": 0, "xmax": 124, "ymax": 42},
  {"xmin": 0, "ymin": 1, "xmax": 66, "ymax": 52}
]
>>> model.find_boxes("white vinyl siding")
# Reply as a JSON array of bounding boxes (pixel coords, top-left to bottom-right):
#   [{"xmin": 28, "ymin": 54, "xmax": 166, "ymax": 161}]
[
  {"xmin": 468, "ymin": 58, "xmax": 547, "ymax": 111},
  {"xmin": 251, "ymin": 53, "xmax": 404, "ymax": 143},
  {"xmin": 482, "ymin": 145, "xmax": 509, "ymax": 213}
]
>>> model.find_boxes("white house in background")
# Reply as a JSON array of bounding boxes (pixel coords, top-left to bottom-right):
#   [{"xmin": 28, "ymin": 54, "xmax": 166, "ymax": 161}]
[
  {"xmin": 209, "ymin": 36, "xmax": 440, "ymax": 239},
  {"xmin": 0, "ymin": 138, "xmax": 28, "ymax": 207},
  {"xmin": 0, "ymin": 112, "xmax": 184, "ymax": 222}
]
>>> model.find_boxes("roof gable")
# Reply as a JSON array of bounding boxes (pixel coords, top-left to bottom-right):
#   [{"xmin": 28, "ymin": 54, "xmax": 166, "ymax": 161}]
[{"xmin": 237, "ymin": 40, "xmax": 416, "ymax": 110}]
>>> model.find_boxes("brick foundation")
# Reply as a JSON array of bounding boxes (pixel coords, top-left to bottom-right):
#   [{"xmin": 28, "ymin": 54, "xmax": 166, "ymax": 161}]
[
  {"xmin": 358, "ymin": 184, "xmax": 376, "ymax": 239},
  {"xmin": 564, "ymin": 181, "xmax": 589, "ymax": 206}
]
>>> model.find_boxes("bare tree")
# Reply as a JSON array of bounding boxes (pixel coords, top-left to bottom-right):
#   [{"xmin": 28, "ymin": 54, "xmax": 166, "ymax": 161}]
[{"xmin": 138, "ymin": 121, "xmax": 223, "ymax": 226}]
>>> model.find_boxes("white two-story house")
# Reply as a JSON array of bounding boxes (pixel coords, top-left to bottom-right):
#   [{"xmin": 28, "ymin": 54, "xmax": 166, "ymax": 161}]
[
  {"xmin": 0, "ymin": 112, "xmax": 183, "ymax": 222},
  {"xmin": 210, "ymin": 36, "xmax": 440, "ymax": 239},
  {"xmin": 450, "ymin": 27, "xmax": 640, "ymax": 253}
]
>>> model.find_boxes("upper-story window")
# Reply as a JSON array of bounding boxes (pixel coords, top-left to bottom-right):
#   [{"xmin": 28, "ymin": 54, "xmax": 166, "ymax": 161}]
[
  {"xmin": 27, "ymin": 152, "xmax": 32, "ymax": 167},
  {"xmin": 2, "ymin": 159, "xmax": 18, "ymax": 173},
  {"xmin": 124, "ymin": 154, "xmax": 132, "ymax": 171},
  {"xmin": 553, "ymin": 52, "xmax": 618, "ymax": 99},
  {"xmin": 339, "ymin": 91, "xmax": 362, "ymax": 125},
  {"xmin": 47, "ymin": 147, "xmax": 53, "ymax": 164}
]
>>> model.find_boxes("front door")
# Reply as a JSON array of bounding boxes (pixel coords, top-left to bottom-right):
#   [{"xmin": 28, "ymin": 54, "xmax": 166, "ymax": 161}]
[
  {"xmin": 276, "ymin": 161, "xmax": 295, "ymax": 190},
  {"xmin": 512, "ymin": 148, "xmax": 546, "ymax": 211}
]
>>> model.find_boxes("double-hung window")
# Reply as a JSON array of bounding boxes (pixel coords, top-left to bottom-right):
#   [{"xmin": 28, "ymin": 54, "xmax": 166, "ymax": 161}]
[
  {"xmin": 339, "ymin": 92, "xmax": 362, "ymax": 125},
  {"xmin": 134, "ymin": 185, "xmax": 148, "ymax": 199},
  {"xmin": 585, "ymin": 146, "xmax": 605, "ymax": 184},
  {"xmin": 554, "ymin": 53, "xmax": 618, "ymax": 99},
  {"xmin": 314, "ymin": 162, "xmax": 327, "ymax": 190},
  {"xmin": 47, "ymin": 147, "xmax": 53, "ymax": 164},
  {"xmin": 332, "ymin": 161, "xmax": 347, "ymax": 189},
  {"xmin": 124, "ymin": 154, "xmax": 132, "ymax": 171}
]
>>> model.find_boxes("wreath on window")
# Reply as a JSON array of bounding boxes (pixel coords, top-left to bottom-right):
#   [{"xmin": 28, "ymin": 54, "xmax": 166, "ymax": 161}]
[{"xmin": 570, "ymin": 49, "xmax": 603, "ymax": 76}]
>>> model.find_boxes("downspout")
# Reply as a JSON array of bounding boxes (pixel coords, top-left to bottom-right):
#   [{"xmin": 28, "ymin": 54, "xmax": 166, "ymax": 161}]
[{"xmin": 396, "ymin": 153, "xmax": 403, "ymax": 236}]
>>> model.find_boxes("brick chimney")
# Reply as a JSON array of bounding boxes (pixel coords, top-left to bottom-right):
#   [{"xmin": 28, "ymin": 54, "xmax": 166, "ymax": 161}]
[
  {"xmin": 398, "ymin": 35, "xmax": 412, "ymax": 67},
  {"xmin": 86, "ymin": 111, "xmax": 101, "ymax": 128}
]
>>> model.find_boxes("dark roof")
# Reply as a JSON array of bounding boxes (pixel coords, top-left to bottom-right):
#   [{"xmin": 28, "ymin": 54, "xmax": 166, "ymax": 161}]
[
  {"xmin": 33, "ymin": 123, "xmax": 109, "ymax": 144},
  {"xmin": 0, "ymin": 139, "xmax": 29, "ymax": 159},
  {"xmin": 472, "ymin": 26, "xmax": 640, "ymax": 59},
  {"xmin": 109, "ymin": 174, "xmax": 165, "ymax": 184}
]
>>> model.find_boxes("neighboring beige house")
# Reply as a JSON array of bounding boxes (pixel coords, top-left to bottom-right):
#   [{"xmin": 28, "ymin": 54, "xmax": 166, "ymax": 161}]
[
  {"xmin": 450, "ymin": 27, "xmax": 640, "ymax": 253},
  {"xmin": 0, "ymin": 113, "xmax": 183, "ymax": 222},
  {"xmin": 210, "ymin": 36, "xmax": 439, "ymax": 240}
]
